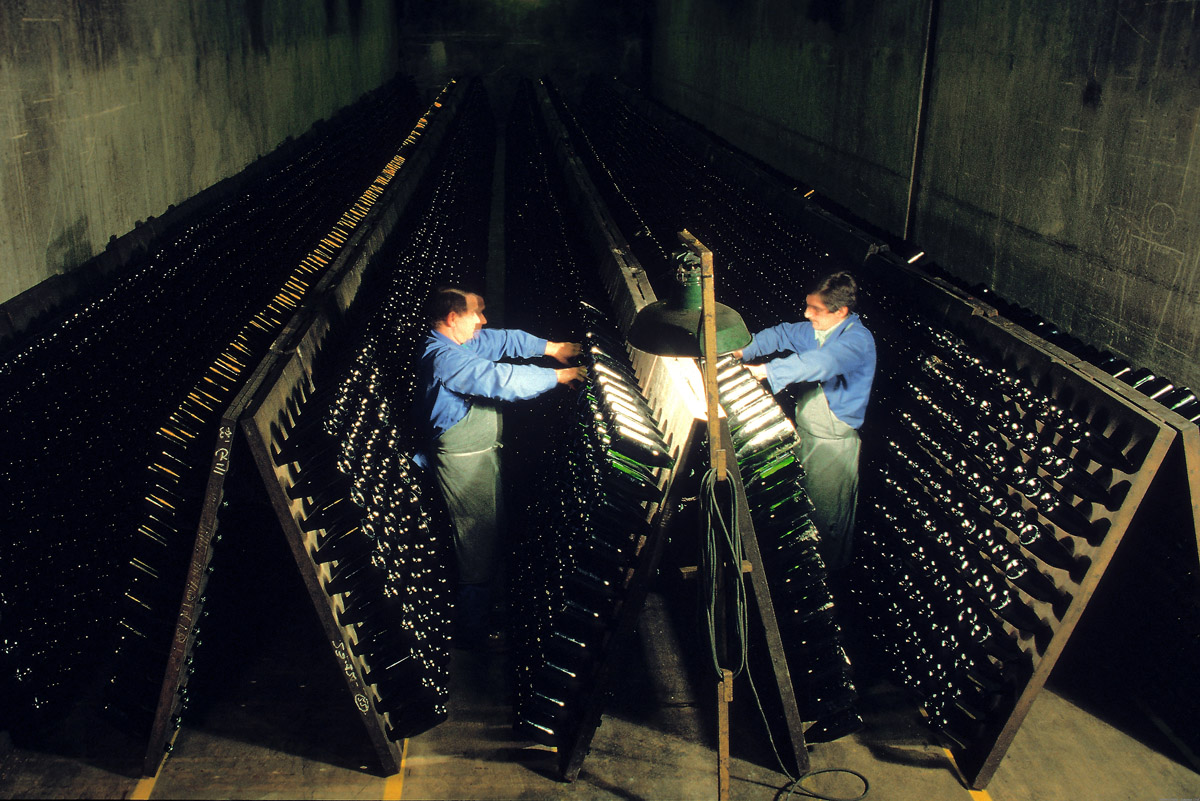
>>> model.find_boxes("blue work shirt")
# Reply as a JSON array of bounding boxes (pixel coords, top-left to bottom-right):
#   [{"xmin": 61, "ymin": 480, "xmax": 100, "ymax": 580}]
[
  {"xmin": 740, "ymin": 313, "xmax": 876, "ymax": 429},
  {"xmin": 413, "ymin": 328, "xmax": 558, "ymax": 466}
]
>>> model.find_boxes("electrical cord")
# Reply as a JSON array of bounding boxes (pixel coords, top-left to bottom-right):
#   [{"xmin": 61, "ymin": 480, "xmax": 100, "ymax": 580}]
[
  {"xmin": 699, "ymin": 466, "xmax": 749, "ymax": 681},
  {"xmin": 777, "ymin": 769, "xmax": 870, "ymax": 801},
  {"xmin": 700, "ymin": 466, "xmax": 870, "ymax": 801}
]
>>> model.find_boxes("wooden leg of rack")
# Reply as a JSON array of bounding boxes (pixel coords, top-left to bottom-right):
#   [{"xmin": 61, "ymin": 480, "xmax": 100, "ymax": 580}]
[{"xmin": 717, "ymin": 668, "xmax": 733, "ymax": 801}]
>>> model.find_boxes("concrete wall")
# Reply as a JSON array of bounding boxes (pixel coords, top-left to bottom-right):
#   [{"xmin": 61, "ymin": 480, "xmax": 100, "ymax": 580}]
[
  {"xmin": 0, "ymin": 0, "xmax": 648, "ymax": 317},
  {"xmin": 0, "ymin": 0, "xmax": 404, "ymax": 308},
  {"xmin": 394, "ymin": 0, "xmax": 648, "ymax": 110},
  {"xmin": 651, "ymin": 0, "xmax": 928, "ymax": 236},
  {"xmin": 650, "ymin": 0, "xmax": 1200, "ymax": 391}
]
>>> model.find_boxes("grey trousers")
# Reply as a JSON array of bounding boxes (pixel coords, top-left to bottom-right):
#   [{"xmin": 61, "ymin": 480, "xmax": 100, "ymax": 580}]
[
  {"xmin": 432, "ymin": 403, "xmax": 503, "ymax": 586},
  {"xmin": 795, "ymin": 385, "xmax": 861, "ymax": 571}
]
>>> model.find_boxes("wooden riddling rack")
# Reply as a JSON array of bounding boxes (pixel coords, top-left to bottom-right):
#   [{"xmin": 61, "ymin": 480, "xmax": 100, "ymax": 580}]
[
  {"xmin": 610, "ymin": 78, "xmax": 1199, "ymax": 559},
  {"xmin": 136, "ymin": 80, "xmax": 464, "ymax": 776},
  {"xmin": 535, "ymin": 82, "xmax": 811, "ymax": 780},
  {"xmin": 609, "ymin": 78, "xmax": 1200, "ymax": 788},
  {"xmin": 556, "ymin": 351, "xmax": 708, "ymax": 780},
  {"xmin": 238, "ymin": 310, "xmax": 408, "ymax": 773},
  {"xmin": 899, "ymin": 281, "xmax": 1178, "ymax": 787}
]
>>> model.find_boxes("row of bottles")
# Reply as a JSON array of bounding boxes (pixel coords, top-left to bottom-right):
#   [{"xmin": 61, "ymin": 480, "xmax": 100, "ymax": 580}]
[
  {"xmin": 548, "ymin": 76, "xmax": 1142, "ymax": 758},
  {"xmin": 502, "ymin": 80, "xmax": 667, "ymax": 753},
  {"xmin": 300, "ymin": 78, "xmax": 499, "ymax": 739},
  {"xmin": 100, "ymin": 79, "xmax": 446, "ymax": 737},
  {"xmin": 713, "ymin": 355, "xmax": 862, "ymax": 743},
  {"xmin": 282, "ymin": 78, "xmax": 500, "ymax": 741},
  {"xmin": 513, "ymin": 318, "xmax": 671, "ymax": 749},
  {"xmin": 550, "ymin": 78, "xmax": 842, "ymax": 334},
  {"xmin": 855, "ymin": 308, "xmax": 1129, "ymax": 748},
  {"xmin": 272, "ymin": 331, "xmax": 453, "ymax": 741},
  {"xmin": 0, "ymin": 76, "xmax": 428, "ymax": 729},
  {"xmin": 930, "ymin": 278, "xmax": 1200, "ymax": 424}
]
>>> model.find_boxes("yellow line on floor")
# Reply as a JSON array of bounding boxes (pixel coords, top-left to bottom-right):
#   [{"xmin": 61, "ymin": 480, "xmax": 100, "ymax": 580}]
[
  {"xmin": 917, "ymin": 708, "xmax": 994, "ymax": 801},
  {"xmin": 939, "ymin": 746, "xmax": 994, "ymax": 801},
  {"xmin": 381, "ymin": 739, "xmax": 408, "ymax": 800},
  {"xmin": 129, "ymin": 775, "xmax": 158, "ymax": 800}
]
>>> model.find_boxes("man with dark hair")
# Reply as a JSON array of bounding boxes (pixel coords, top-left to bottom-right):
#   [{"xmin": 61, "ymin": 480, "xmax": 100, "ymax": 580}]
[
  {"xmin": 736, "ymin": 270, "xmax": 876, "ymax": 571},
  {"xmin": 416, "ymin": 286, "xmax": 584, "ymax": 647}
]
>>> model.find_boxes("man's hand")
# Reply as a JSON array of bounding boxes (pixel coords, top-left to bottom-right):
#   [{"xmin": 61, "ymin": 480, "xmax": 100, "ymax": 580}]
[
  {"xmin": 546, "ymin": 341, "xmax": 582, "ymax": 364},
  {"xmin": 556, "ymin": 366, "xmax": 588, "ymax": 386},
  {"xmin": 746, "ymin": 363, "xmax": 768, "ymax": 382},
  {"xmin": 732, "ymin": 349, "xmax": 744, "ymax": 359}
]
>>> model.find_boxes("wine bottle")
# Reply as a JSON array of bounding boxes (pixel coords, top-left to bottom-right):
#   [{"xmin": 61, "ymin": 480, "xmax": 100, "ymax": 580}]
[
  {"xmin": 599, "ymin": 428, "xmax": 673, "ymax": 468},
  {"xmin": 384, "ymin": 702, "xmax": 448, "ymax": 741}
]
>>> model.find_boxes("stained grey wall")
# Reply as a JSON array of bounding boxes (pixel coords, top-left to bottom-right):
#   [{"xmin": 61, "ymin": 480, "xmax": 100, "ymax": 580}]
[
  {"xmin": 393, "ymin": 1, "xmax": 648, "ymax": 108},
  {"xmin": 0, "ymin": 0, "xmax": 648, "ymax": 315},
  {"xmin": 652, "ymin": 0, "xmax": 928, "ymax": 236},
  {"xmin": 0, "ymin": 0, "xmax": 403, "ymax": 308},
  {"xmin": 651, "ymin": 0, "xmax": 1200, "ymax": 391}
]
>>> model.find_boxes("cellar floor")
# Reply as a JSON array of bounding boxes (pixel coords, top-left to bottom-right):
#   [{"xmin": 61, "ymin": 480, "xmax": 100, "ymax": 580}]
[{"xmin": 1, "ymin": 576, "xmax": 1198, "ymax": 801}]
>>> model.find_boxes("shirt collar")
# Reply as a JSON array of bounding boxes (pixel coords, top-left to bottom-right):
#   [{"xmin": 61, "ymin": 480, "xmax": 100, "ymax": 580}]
[{"xmin": 814, "ymin": 316, "xmax": 848, "ymax": 345}]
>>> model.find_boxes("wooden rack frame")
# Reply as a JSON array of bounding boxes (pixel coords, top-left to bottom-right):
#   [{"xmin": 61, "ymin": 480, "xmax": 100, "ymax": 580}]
[
  {"xmin": 239, "ymin": 310, "xmax": 405, "ymax": 773},
  {"xmin": 536, "ymin": 82, "xmax": 811, "ymax": 782},
  {"xmin": 605, "ymin": 78, "xmax": 1200, "ymax": 789},
  {"xmin": 137, "ymin": 80, "xmax": 464, "ymax": 776},
  {"xmin": 908, "ymin": 286, "xmax": 1178, "ymax": 787}
]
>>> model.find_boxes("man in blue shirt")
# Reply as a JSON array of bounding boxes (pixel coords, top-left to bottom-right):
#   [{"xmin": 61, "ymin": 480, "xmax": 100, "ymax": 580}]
[
  {"xmin": 737, "ymin": 271, "xmax": 876, "ymax": 571},
  {"xmin": 416, "ymin": 286, "xmax": 584, "ymax": 647}
]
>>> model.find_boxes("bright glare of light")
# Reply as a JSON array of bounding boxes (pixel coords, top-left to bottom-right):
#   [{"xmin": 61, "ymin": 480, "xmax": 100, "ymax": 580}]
[{"xmin": 907, "ymin": 251, "xmax": 925, "ymax": 264}]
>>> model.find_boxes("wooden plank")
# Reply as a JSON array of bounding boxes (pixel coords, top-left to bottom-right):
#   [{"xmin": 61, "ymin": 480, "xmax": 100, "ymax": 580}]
[
  {"xmin": 141, "ymin": 416, "xmax": 233, "ymax": 775},
  {"xmin": 1182, "ymin": 425, "xmax": 1200, "ymax": 565},
  {"xmin": 137, "ymin": 80, "xmax": 466, "ymax": 776},
  {"xmin": 717, "ymin": 668, "xmax": 733, "ymax": 801},
  {"xmin": 945, "ymin": 323, "xmax": 1180, "ymax": 788},
  {"xmin": 559, "ymin": 410, "xmax": 708, "ymax": 781},
  {"xmin": 239, "ymin": 320, "xmax": 402, "ymax": 776}
]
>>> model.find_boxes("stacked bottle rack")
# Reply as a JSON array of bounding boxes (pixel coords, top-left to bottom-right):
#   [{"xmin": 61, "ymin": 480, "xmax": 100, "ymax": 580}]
[
  {"xmin": 509, "ymin": 315, "xmax": 687, "ymax": 762},
  {"xmin": 864, "ymin": 284, "xmax": 1180, "ymax": 785},
  {"xmin": 235, "ymin": 78, "xmax": 502, "ymax": 774},
  {"xmin": 712, "ymin": 354, "xmax": 863, "ymax": 743},
  {"xmin": 0, "ymin": 77, "xmax": 433, "ymax": 742},
  {"xmin": 500, "ymin": 80, "xmax": 687, "ymax": 760},
  {"xmin": 239, "ymin": 312, "xmax": 451, "ymax": 773},
  {"xmin": 117, "ymin": 79, "xmax": 465, "ymax": 775},
  {"xmin": 529, "ymin": 80, "xmax": 812, "ymax": 780},
  {"xmin": 538, "ymin": 76, "xmax": 1198, "ymax": 789}
]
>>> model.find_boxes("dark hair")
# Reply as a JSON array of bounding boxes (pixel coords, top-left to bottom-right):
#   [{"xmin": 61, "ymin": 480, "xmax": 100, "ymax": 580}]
[
  {"xmin": 809, "ymin": 271, "xmax": 858, "ymax": 314},
  {"xmin": 426, "ymin": 285, "xmax": 472, "ymax": 325}
]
